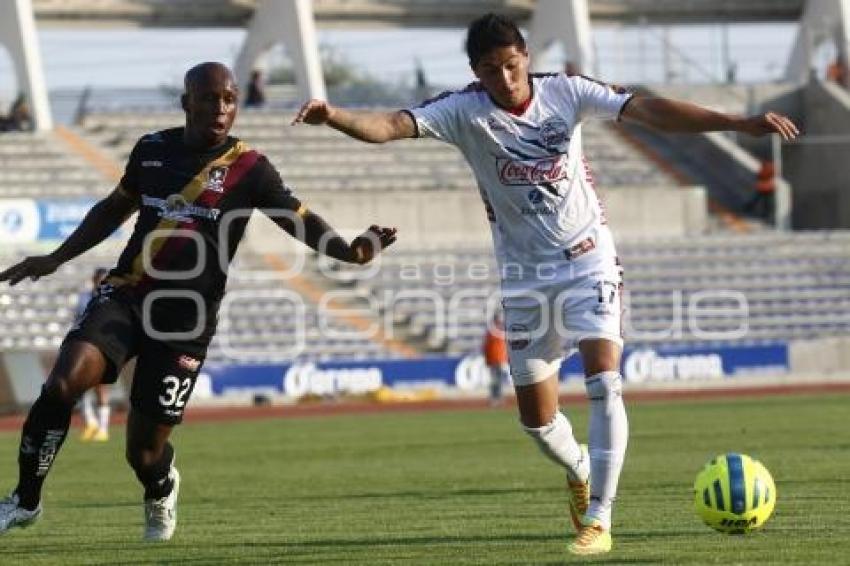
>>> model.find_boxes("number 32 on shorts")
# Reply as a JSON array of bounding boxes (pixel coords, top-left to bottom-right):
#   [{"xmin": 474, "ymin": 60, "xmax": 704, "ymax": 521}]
[{"xmin": 159, "ymin": 375, "xmax": 193, "ymax": 409}]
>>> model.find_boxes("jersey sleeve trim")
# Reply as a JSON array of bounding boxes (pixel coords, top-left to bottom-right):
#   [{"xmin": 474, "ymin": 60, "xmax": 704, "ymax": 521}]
[
  {"xmin": 399, "ymin": 109, "xmax": 420, "ymax": 138},
  {"xmin": 617, "ymin": 94, "xmax": 636, "ymax": 122}
]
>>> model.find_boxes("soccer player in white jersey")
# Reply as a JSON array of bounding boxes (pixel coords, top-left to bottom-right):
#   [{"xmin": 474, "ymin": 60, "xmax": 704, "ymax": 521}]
[{"xmin": 294, "ymin": 13, "xmax": 799, "ymax": 556}]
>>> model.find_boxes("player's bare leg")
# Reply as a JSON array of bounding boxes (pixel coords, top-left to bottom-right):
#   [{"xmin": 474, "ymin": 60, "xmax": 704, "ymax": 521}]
[
  {"xmin": 515, "ymin": 375, "xmax": 590, "ymax": 531},
  {"xmin": 127, "ymin": 410, "xmax": 180, "ymax": 541},
  {"xmin": 1, "ymin": 341, "xmax": 106, "ymax": 533},
  {"xmin": 568, "ymin": 338, "xmax": 628, "ymax": 555}
]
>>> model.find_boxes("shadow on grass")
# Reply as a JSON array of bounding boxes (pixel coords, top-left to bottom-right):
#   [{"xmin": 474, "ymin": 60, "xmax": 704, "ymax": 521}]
[
  {"xmin": 286, "ymin": 486, "xmax": 557, "ymax": 502},
  {"xmin": 213, "ymin": 532, "xmax": 563, "ymax": 549},
  {"xmin": 57, "ymin": 500, "xmax": 139, "ymax": 510}
]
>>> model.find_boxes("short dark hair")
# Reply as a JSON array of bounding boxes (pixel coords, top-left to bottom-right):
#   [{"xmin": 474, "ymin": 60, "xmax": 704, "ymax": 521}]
[
  {"xmin": 184, "ymin": 62, "xmax": 236, "ymax": 93},
  {"xmin": 465, "ymin": 13, "xmax": 526, "ymax": 68}
]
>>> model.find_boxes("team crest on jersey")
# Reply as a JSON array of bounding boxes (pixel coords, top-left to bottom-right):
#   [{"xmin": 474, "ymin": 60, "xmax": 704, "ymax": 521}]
[
  {"xmin": 539, "ymin": 118, "xmax": 570, "ymax": 151},
  {"xmin": 204, "ymin": 166, "xmax": 228, "ymax": 193}
]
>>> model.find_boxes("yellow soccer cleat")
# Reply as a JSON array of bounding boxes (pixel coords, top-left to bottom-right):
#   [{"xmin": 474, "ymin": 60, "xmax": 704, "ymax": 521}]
[
  {"xmin": 92, "ymin": 429, "xmax": 109, "ymax": 442},
  {"xmin": 567, "ymin": 518, "xmax": 612, "ymax": 556},
  {"xmin": 567, "ymin": 445, "xmax": 590, "ymax": 532},
  {"xmin": 80, "ymin": 424, "xmax": 98, "ymax": 442},
  {"xmin": 567, "ymin": 479, "xmax": 590, "ymax": 532}
]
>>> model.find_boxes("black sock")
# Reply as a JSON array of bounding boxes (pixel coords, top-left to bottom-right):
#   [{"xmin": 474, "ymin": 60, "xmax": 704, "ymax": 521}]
[
  {"xmin": 16, "ymin": 387, "xmax": 73, "ymax": 510},
  {"xmin": 134, "ymin": 442, "xmax": 175, "ymax": 500}
]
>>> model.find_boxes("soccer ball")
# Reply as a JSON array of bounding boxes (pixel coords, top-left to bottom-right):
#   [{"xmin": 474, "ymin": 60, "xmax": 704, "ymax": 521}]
[{"xmin": 693, "ymin": 453, "xmax": 776, "ymax": 534}]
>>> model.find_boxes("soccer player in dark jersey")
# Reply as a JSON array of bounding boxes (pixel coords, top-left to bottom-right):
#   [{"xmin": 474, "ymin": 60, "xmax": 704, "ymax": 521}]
[{"xmin": 0, "ymin": 62, "xmax": 397, "ymax": 541}]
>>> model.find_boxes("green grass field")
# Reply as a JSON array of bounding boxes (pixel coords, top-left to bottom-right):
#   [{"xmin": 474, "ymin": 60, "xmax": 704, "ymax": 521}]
[{"xmin": 1, "ymin": 393, "xmax": 849, "ymax": 565}]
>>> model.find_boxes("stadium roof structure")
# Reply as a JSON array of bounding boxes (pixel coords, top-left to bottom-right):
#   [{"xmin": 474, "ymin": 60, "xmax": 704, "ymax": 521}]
[
  {"xmin": 3, "ymin": 0, "xmax": 845, "ymax": 132},
  {"xmin": 31, "ymin": 0, "xmax": 807, "ymax": 28}
]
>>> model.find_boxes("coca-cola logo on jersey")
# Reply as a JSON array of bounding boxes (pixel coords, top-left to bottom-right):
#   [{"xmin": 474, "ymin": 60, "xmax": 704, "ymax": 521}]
[{"xmin": 497, "ymin": 155, "xmax": 568, "ymax": 186}]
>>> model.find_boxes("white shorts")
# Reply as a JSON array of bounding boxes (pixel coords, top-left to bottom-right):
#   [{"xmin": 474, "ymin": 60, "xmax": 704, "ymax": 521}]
[{"xmin": 502, "ymin": 234, "xmax": 624, "ymax": 386}]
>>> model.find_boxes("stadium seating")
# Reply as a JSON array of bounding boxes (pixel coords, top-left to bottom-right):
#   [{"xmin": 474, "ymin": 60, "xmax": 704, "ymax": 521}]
[
  {"xmin": 0, "ymin": 131, "xmax": 113, "ymax": 198},
  {"xmin": 0, "ymin": 246, "xmax": 404, "ymax": 362},
  {"xmin": 330, "ymin": 231, "xmax": 850, "ymax": 354},
  {"xmin": 79, "ymin": 109, "xmax": 677, "ymax": 192}
]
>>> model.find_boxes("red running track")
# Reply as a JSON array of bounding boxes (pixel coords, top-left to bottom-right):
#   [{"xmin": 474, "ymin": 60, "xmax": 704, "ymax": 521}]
[{"xmin": 1, "ymin": 380, "xmax": 849, "ymax": 432}]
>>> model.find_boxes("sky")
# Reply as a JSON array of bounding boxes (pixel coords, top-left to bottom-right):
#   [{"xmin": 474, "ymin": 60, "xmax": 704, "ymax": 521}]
[{"xmin": 0, "ymin": 22, "xmax": 823, "ymax": 104}]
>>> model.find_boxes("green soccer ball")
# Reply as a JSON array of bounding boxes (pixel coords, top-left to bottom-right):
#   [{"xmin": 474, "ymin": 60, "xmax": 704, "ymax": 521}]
[{"xmin": 693, "ymin": 453, "xmax": 776, "ymax": 534}]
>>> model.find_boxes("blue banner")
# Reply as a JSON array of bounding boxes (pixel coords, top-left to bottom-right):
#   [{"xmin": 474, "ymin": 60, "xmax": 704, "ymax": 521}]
[
  {"xmin": 37, "ymin": 199, "xmax": 99, "ymax": 240},
  {"xmin": 0, "ymin": 198, "xmax": 123, "ymax": 242},
  {"xmin": 199, "ymin": 342, "xmax": 789, "ymax": 399}
]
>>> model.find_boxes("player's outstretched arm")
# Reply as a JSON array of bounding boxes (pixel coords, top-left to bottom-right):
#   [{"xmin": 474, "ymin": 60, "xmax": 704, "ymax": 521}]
[
  {"xmin": 292, "ymin": 99, "xmax": 416, "ymax": 143},
  {"xmin": 271, "ymin": 208, "xmax": 397, "ymax": 264},
  {"xmin": 621, "ymin": 97, "xmax": 800, "ymax": 141},
  {"xmin": 0, "ymin": 185, "xmax": 138, "ymax": 286}
]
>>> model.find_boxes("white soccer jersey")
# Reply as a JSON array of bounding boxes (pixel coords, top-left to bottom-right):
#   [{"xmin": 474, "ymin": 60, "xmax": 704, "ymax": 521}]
[{"xmin": 408, "ymin": 73, "xmax": 632, "ymax": 288}]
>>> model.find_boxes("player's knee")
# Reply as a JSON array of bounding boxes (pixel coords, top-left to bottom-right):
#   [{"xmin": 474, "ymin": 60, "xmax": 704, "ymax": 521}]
[
  {"xmin": 579, "ymin": 339, "xmax": 621, "ymax": 377},
  {"xmin": 44, "ymin": 347, "xmax": 104, "ymax": 405},
  {"xmin": 585, "ymin": 371, "xmax": 623, "ymax": 403},
  {"xmin": 522, "ymin": 411, "xmax": 571, "ymax": 445},
  {"xmin": 582, "ymin": 353, "xmax": 620, "ymax": 377},
  {"xmin": 521, "ymin": 411, "xmax": 583, "ymax": 470},
  {"xmin": 42, "ymin": 376, "xmax": 80, "ymax": 407}
]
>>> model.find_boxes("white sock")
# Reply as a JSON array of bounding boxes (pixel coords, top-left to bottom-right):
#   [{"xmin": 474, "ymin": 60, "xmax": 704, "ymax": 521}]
[
  {"xmin": 523, "ymin": 411, "xmax": 590, "ymax": 482},
  {"xmin": 81, "ymin": 392, "xmax": 96, "ymax": 428},
  {"xmin": 98, "ymin": 405, "xmax": 111, "ymax": 432},
  {"xmin": 585, "ymin": 371, "xmax": 629, "ymax": 531}
]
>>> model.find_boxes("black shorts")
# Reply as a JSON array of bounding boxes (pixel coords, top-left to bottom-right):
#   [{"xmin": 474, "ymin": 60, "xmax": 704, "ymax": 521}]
[{"xmin": 65, "ymin": 288, "xmax": 208, "ymax": 425}]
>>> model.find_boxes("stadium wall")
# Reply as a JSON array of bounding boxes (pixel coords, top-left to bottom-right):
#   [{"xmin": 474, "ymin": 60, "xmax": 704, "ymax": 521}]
[
  {"xmin": 621, "ymin": 91, "xmax": 766, "ymax": 212},
  {"xmin": 2, "ymin": 337, "xmax": 848, "ymax": 411},
  {"xmin": 741, "ymin": 79, "xmax": 850, "ymax": 229},
  {"xmin": 0, "ymin": 352, "xmax": 45, "ymax": 414},
  {"xmin": 781, "ymin": 80, "xmax": 850, "ymax": 229},
  {"xmin": 241, "ymin": 186, "xmax": 708, "ymax": 252},
  {"xmin": 598, "ymin": 185, "xmax": 708, "ymax": 238},
  {"xmin": 790, "ymin": 336, "xmax": 850, "ymax": 375}
]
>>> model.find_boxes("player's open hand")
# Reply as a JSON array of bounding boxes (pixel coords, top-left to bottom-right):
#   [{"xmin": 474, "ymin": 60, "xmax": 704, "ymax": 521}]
[
  {"xmin": 292, "ymin": 99, "xmax": 334, "ymax": 126},
  {"xmin": 0, "ymin": 255, "xmax": 61, "ymax": 286},
  {"xmin": 350, "ymin": 225, "xmax": 397, "ymax": 264},
  {"xmin": 740, "ymin": 112, "xmax": 800, "ymax": 141}
]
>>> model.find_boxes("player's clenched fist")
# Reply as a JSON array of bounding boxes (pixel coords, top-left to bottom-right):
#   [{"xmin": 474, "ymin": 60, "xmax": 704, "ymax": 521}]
[
  {"xmin": 292, "ymin": 99, "xmax": 335, "ymax": 126},
  {"xmin": 350, "ymin": 225, "xmax": 397, "ymax": 264}
]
